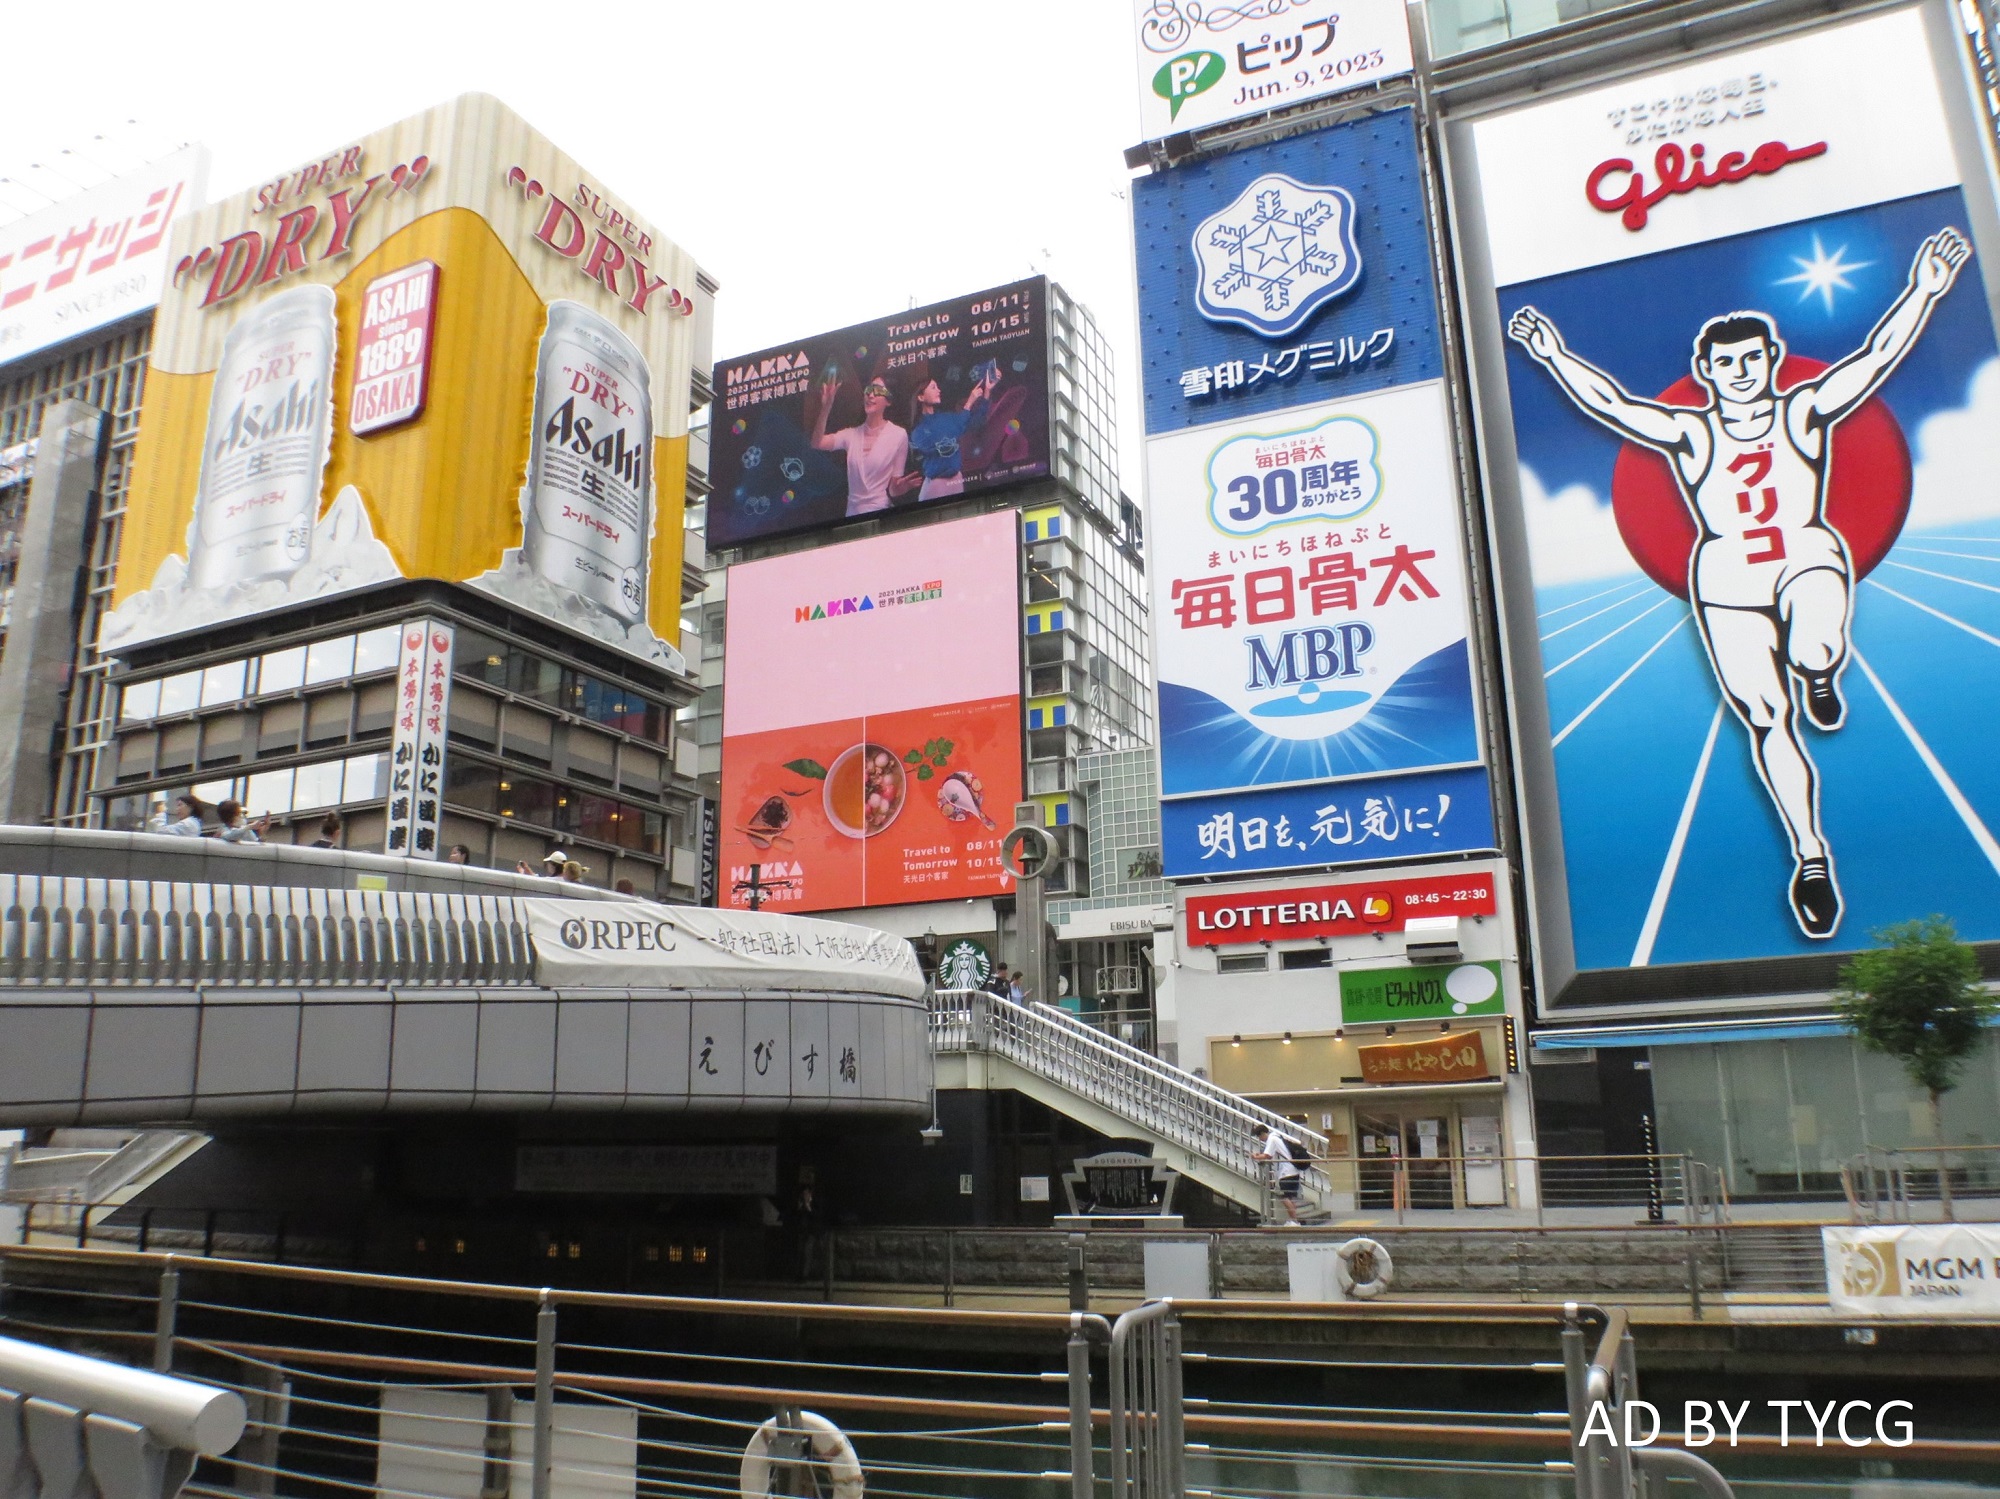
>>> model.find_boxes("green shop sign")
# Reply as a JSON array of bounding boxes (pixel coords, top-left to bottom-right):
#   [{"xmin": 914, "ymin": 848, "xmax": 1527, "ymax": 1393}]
[
  {"xmin": 1340, "ymin": 961, "xmax": 1504, "ymax": 1025},
  {"xmin": 936, "ymin": 938, "xmax": 994, "ymax": 991}
]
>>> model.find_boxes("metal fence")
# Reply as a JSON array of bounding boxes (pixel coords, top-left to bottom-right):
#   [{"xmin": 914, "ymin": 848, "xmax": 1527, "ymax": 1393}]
[
  {"xmin": 1843, "ymin": 1142, "xmax": 2000, "ymax": 1222},
  {"xmin": 0, "ymin": 876, "xmax": 534, "ymax": 989},
  {"xmin": 928, "ymin": 989, "xmax": 1333, "ymax": 1207},
  {"xmin": 0, "ymin": 1245, "xmax": 1991, "ymax": 1499}
]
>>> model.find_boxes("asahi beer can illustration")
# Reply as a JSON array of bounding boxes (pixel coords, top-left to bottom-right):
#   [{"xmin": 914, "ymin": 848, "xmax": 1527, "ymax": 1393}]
[
  {"xmin": 189, "ymin": 283, "xmax": 336, "ymax": 591},
  {"xmin": 521, "ymin": 300, "xmax": 655, "ymax": 625}
]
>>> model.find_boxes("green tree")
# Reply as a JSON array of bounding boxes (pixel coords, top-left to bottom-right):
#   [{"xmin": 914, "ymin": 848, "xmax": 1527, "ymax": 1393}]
[{"xmin": 1834, "ymin": 917, "xmax": 1995, "ymax": 1220}]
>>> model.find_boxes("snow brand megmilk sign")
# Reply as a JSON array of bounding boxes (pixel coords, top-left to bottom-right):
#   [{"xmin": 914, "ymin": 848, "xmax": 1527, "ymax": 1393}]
[{"xmin": 113, "ymin": 94, "xmax": 704, "ymax": 668}]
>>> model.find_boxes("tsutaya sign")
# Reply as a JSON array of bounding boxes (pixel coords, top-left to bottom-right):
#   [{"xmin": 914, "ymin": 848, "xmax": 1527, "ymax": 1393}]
[
  {"xmin": 112, "ymin": 94, "xmax": 704, "ymax": 670},
  {"xmin": 1132, "ymin": 0, "xmax": 1413, "ymax": 142},
  {"xmin": 1824, "ymin": 1225, "xmax": 2000, "ymax": 1316},
  {"xmin": 1184, "ymin": 870, "xmax": 1495, "ymax": 946}
]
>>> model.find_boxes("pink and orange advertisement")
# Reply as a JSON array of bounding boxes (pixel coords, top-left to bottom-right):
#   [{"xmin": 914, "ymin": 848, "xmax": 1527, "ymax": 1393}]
[{"xmin": 718, "ymin": 511, "xmax": 1023, "ymax": 912}]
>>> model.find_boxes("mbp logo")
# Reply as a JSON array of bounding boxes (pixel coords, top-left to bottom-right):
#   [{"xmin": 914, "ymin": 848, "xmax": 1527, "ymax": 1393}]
[{"xmin": 1153, "ymin": 52, "xmax": 1224, "ymax": 121}]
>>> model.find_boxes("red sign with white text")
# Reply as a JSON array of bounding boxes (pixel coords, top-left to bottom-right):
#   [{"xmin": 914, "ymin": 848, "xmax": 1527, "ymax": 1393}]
[
  {"xmin": 349, "ymin": 261, "xmax": 438, "ymax": 435},
  {"xmin": 1184, "ymin": 871, "xmax": 1495, "ymax": 946}
]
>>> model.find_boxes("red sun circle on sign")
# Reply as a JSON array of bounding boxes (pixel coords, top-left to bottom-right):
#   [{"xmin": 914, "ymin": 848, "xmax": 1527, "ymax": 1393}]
[{"xmin": 1609, "ymin": 355, "xmax": 1912, "ymax": 600}]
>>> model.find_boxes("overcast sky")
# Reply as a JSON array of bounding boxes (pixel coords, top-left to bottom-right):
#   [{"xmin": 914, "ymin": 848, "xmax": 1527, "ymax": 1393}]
[{"xmin": 0, "ymin": 0, "xmax": 1148, "ymax": 484}]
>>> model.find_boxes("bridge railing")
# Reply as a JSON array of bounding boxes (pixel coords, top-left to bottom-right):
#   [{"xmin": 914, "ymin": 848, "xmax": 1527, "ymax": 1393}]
[
  {"xmin": 928, "ymin": 988, "xmax": 1331, "ymax": 1203},
  {"xmin": 0, "ymin": 875, "xmax": 535, "ymax": 989}
]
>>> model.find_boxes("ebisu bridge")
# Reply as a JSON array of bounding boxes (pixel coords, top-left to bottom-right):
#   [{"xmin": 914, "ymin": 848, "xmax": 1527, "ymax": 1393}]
[{"xmin": 0, "ymin": 828, "xmax": 1320, "ymax": 1280}]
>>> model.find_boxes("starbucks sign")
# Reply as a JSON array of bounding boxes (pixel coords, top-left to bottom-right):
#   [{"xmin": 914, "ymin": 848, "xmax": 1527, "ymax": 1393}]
[{"xmin": 936, "ymin": 938, "xmax": 993, "ymax": 991}]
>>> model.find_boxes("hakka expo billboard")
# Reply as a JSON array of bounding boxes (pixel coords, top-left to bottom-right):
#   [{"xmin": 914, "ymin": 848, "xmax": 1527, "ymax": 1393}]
[
  {"xmin": 718, "ymin": 511, "xmax": 1024, "ymax": 913},
  {"xmin": 708, "ymin": 279, "xmax": 1050, "ymax": 550},
  {"xmin": 1133, "ymin": 107, "xmax": 1495, "ymax": 877},
  {"xmin": 111, "ymin": 93, "xmax": 704, "ymax": 669},
  {"xmin": 1456, "ymin": 4, "xmax": 2000, "ymax": 985}
]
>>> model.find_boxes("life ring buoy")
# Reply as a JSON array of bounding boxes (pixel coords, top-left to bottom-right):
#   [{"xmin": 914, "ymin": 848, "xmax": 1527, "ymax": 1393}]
[
  {"xmin": 1334, "ymin": 1237, "xmax": 1393, "ymax": 1300},
  {"xmin": 741, "ymin": 1410, "xmax": 863, "ymax": 1499}
]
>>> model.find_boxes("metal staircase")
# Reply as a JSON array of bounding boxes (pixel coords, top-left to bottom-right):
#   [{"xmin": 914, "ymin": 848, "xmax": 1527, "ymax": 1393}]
[{"xmin": 927, "ymin": 988, "xmax": 1328, "ymax": 1216}]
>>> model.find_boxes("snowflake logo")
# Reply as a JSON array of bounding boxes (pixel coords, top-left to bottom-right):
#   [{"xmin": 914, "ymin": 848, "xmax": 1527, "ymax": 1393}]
[{"xmin": 1192, "ymin": 172, "xmax": 1361, "ymax": 338}]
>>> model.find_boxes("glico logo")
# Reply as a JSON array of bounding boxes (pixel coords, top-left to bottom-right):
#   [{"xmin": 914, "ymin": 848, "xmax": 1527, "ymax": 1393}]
[
  {"xmin": 1585, "ymin": 138, "xmax": 1828, "ymax": 231},
  {"xmin": 557, "ymin": 917, "xmax": 679, "ymax": 953}
]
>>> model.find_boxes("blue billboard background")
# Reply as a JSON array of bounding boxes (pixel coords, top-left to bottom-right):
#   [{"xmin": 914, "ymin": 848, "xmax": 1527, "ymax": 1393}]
[
  {"xmin": 1132, "ymin": 106, "xmax": 1443, "ymax": 435},
  {"xmin": 1500, "ymin": 187, "xmax": 2000, "ymax": 965},
  {"xmin": 1162, "ymin": 766, "xmax": 1496, "ymax": 878}
]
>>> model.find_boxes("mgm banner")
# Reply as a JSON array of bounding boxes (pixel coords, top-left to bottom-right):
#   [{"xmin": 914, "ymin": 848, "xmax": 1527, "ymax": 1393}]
[{"xmin": 1824, "ymin": 1223, "xmax": 2000, "ymax": 1316}]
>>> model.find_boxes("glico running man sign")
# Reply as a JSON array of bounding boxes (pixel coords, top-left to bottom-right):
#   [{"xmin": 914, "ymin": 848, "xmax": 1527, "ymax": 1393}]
[{"xmin": 1451, "ymin": 3, "xmax": 2000, "ymax": 994}]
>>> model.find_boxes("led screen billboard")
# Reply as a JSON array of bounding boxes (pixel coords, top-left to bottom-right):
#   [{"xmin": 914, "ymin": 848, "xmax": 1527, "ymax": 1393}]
[
  {"xmin": 1455, "ymin": 5, "xmax": 2000, "ymax": 984},
  {"xmin": 718, "ymin": 511, "xmax": 1023, "ymax": 913},
  {"xmin": 709, "ymin": 280, "xmax": 1050, "ymax": 550},
  {"xmin": 109, "ymin": 94, "xmax": 703, "ymax": 668}
]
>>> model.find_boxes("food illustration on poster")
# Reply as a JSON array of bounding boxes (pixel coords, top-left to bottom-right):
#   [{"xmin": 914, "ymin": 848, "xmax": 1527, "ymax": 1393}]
[
  {"xmin": 718, "ymin": 512, "xmax": 1024, "ymax": 913},
  {"xmin": 710, "ymin": 280, "xmax": 1050, "ymax": 549},
  {"xmin": 1472, "ymin": 7, "xmax": 2000, "ymax": 968}
]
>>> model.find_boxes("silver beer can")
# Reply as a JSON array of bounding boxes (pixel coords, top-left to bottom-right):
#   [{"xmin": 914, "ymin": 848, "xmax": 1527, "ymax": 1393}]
[
  {"xmin": 189, "ymin": 283, "xmax": 337, "ymax": 591},
  {"xmin": 521, "ymin": 300, "xmax": 655, "ymax": 626}
]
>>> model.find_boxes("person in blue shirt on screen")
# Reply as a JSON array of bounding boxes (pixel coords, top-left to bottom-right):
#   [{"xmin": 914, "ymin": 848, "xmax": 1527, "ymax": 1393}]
[{"xmin": 907, "ymin": 363, "xmax": 999, "ymax": 501}]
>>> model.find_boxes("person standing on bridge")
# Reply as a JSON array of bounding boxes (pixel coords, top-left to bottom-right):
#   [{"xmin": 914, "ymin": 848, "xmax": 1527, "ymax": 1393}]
[
  {"xmin": 1254, "ymin": 1124, "xmax": 1303, "ymax": 1223},
  {"xmin": 149, "ymin": 794, "xmax": 203, "ymax": 837}
]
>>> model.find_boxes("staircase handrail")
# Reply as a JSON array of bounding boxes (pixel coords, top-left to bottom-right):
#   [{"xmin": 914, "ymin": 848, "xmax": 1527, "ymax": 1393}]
[{"xmin": 928, "ymin": 987, "xmax": 1331, "ymax": 1198}]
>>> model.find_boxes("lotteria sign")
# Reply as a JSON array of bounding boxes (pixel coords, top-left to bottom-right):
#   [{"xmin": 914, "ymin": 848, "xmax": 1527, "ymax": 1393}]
[{"xmin": 1184, "ymin": 870, "xmax": 1495, "ymax": 946}]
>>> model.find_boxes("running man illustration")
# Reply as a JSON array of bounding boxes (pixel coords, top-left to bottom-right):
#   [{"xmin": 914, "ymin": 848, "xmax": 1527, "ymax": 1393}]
[{"xmin": 1508, "ymin": 227, "xmax": 1970, "ymax": 939}]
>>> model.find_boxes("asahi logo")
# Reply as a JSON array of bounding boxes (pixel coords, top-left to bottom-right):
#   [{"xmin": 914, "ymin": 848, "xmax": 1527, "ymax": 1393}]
[{"xmin": 557, "ymin": 917, "xmax": 679, "ymax": 953}]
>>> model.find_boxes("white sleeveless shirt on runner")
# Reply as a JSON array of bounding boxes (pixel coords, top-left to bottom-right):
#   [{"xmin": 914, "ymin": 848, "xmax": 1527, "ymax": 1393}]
[{"xmin": 1685, "ymin": 405, "xmax": 1849, "ymax": 609}]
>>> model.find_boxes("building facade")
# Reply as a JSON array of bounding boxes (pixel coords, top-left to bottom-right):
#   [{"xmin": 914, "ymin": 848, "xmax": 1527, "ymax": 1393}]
[{"xmin": 1121, "ymin": 0, "xmax": 2000, "ymax": 1204}]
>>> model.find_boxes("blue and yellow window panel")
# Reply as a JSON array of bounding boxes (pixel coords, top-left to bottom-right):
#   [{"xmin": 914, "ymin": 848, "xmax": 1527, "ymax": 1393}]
[
  {"xmin": 1026, "ymin": 695, "xmax": 1071, "ymax": 731},
  {"xmin": 1032, "ymin": 793, "xmax": 1078, "ymax": 828},
  {"xmin": 1024, "ymin": 602, "xmax": 1066, "ymax": 635},
  {"xmin": 1022, "ymin": 504, "xmax": 1066, "ymax": 544}
]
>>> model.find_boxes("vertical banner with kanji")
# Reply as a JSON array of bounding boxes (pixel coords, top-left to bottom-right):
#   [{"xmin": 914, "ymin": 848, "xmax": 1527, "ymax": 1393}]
[{"xmin": 384, "ymin": 617, "xmax": 454, "ymax": 859}]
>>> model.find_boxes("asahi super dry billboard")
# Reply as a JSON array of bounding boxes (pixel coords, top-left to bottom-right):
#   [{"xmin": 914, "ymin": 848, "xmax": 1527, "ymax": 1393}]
[{"xmin": 112, "ymin": 94, "xmax": 705, "ymax": 668}]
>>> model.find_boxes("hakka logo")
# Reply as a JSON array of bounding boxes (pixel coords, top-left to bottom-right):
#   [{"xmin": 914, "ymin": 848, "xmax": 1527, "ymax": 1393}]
[
  {"xmin": 1586, "ymin": 138, "xmax": 1828, "ymax": 231},
  {"xmin": 795, "ymin": 580, "xmax": 943, "ymax": 622}
]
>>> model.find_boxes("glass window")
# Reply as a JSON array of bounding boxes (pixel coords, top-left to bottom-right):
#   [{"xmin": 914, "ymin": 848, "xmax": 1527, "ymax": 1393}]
[
  {"xmin": 200, "ymin": 660, "xmax": 247, "ymax": 709},
  {"xmin": 497, "ymin": 774, "xmax": 555, "ymax": 827},
  {"xmin": 120, "ymin": 679, "xmax": 162, "ymax": 721},
  {"xmin": 352, "ymin": 625, "xmax": 400, "ymax": 675},
  {"xmin": 193, "ymin": 777, "xmax": 239, "ymax": 806},
  {"xmin": 343, "ymin": 752, "xmax": 388, "ymax": 802},
  {"xmin": 454, "ymin": 629, "xmax": 509, "ymax": 689},
  {"xmin": 293, "ymin": 759, "xmax": 345, "ymax": 810},
  {"xmin": 158, "ymin": 670, "xmax": 202, "ymax": 715},
  {"xmin": 245, "ymin": 768, "xmax": 295, "ymax": 815},
  {"xmin": 510, "ymin": 648, "xmax": 563, "ymax": 706},
  {"xmin": 305, "ymin": 635, "xmax": 355, "ymax": 686},
  {"xmin": 259, "ymin": 645, "xmax": 307, "ymax": 694},
  {"xmin": 1216, "ymin": 953, "xmax": 1268, "ymax": 974},
  {"xmin": 1278, "ymin": 948, "xmax": 1331, "ymax": 971},
  {"xmin": 445, "ymin": 759, "xmax": 500, "ymax": 813}
]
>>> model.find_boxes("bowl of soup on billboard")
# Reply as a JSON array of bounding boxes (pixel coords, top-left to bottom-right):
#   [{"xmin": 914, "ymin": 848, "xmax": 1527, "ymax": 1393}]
[{"xmin": 825, "ymin": 743, "xmax": 906, "ymax": 839}]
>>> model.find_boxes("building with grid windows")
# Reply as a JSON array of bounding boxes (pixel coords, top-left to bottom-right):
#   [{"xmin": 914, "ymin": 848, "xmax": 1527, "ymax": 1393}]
[{"xmin": 692, "ymin": 280, "xmax": 1154, "ymax": 985}]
